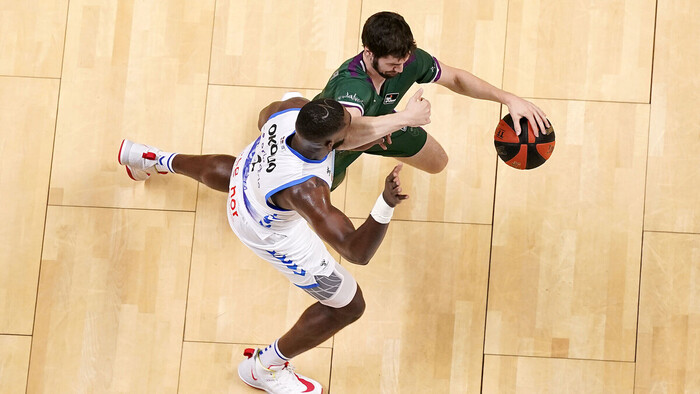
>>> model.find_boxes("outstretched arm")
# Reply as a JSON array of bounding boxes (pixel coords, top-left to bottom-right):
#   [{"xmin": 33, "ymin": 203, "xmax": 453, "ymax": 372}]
[
  {"xmin": 273, "ymin": 164, "xmax": 408, "ymax": 265},
  {"xmin": 436, "ymin": 62, "xmax": 551, "ymax": 136}
]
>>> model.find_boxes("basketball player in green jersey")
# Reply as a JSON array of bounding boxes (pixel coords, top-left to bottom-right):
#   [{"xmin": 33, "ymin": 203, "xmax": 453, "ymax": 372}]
[{"xmin": 316, "ymin": 11, "xmax": 551, "ymax": 190}]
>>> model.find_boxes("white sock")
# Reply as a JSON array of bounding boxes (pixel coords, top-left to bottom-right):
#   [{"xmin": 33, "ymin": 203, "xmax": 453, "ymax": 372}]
[
  {"xmin": 154, "ymin": 152, "xmax": 177, "ymax": 174},
  {"xmin": 258, "ymin": 339, "xmax": 289, "ymax": 368}
]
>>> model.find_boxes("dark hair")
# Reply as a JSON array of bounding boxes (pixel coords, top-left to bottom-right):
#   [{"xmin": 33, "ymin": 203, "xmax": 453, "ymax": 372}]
[
  {"xmin": 361, "ymin": 11, "xmax": 416, "ymax": 59},
  {"xmin": 296, "ymin": 99, "xmax": 347, "ymax": 142}
]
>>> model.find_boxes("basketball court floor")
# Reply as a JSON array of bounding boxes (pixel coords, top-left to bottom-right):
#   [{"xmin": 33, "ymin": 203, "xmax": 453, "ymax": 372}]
[{"xmin": 1, "ymin": 0, "xmax": 698, "ymax": 392}]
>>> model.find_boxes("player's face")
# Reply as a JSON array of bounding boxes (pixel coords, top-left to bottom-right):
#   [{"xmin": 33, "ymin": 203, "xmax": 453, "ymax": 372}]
[{"xmin": 372, "ymin": 54, "xmax": 410, "ymax": 79}]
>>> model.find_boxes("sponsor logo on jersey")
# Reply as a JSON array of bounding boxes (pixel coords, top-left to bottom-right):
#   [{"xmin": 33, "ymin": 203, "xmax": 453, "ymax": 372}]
[
  {"xmin": 338, "ymin": 92, "xmax": 363, "ymax": 105},
  {"xmin": 383, "ymin": 93, "xmax": 399, "ymax": 105},
  {"xmin": 266, "ymin": 124, "xmax": 278, "ymax": 173}
]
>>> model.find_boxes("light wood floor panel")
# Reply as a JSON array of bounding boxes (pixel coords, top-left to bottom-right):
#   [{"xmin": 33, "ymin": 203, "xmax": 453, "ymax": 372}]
[
  {"xmin": 28, "ymin": 206, "xmax": 193, "ymax": 393},
  {"xmin": 209, "ymin": 0, "xmax": 361, "ymax": 88},
  {"xmin": 186, "ymin": 86, "xmax": 340, "ymax": 344},
  {"xmin": 503, "ymin": 0, "xmax": 656, "ymax": 102},
  {"xmin": 0, "ymin": 335, "xmax": 31, "ymax": 394},
  {"xmin": 644, "ymin": 0, "xmax": 700, "ymax": 233},
  {"xmin": 332, "ymin": 220, "xmax": 491, "ymax": 394},
  {"xmin": 48, "ymin": 0, "xmax": 215, "ymax": 210},
  {"xmin": 635, "ymin": 232, "xmax": 700, "ymax": 393},
  {"xmin": 482, "ymin": 355, "xmax": 635, "ymax": 393},
  {"xmin": 344, "ymin": 84, "xmax": 500, "ymax": 224},
  {"xmin": 486, "ymin": 100, "xmax": 649, "ymax": 360},
  {"xmin": 0, "ymin": 0, "xmax": 69, "ymax": 78},
  {"xmin": 178, "ymin": 342, "xmax": 331, "ymax": 393},
  {"xmin": 0, "ymin": 77, "xmax": 59, "ymax": 334}
]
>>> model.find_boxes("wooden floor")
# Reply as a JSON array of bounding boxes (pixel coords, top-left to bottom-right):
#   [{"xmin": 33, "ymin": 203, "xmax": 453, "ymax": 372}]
[{"xmin": 1, "ymin": 1, "xmax": 698, "ymax": 393}]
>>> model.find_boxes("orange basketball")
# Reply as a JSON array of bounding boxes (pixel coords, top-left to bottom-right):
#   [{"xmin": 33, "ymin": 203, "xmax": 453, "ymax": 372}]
[{"xmin": 494, "ymin": 114, "xmax": 555, "ymax": 170}]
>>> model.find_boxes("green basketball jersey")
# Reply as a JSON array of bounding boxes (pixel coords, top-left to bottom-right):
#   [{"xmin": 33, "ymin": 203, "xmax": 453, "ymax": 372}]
[{"xmin": 315, "ymin": 48, "xmax": 442, "ymax": 116}]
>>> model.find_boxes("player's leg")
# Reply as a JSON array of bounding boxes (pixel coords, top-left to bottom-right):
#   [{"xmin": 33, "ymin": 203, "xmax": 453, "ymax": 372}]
[
  {"xmin": 118, "ymin": 139, "xmax": 234, "ymax": 193},
  {"xmin": 362, "ymin": 126, "xmax": 448, "ymax": 174},
  {"xmin": 237, "ymin": 263, "xmax": 361, "ymax": 394},
  {"xmin": 238, "ymin": 263, "xmax": 362, "ymax": 394},
  {"xmin": 171, "ymin": 154, "xmax": 234, "ymax": 193},
  {"xmin": 232, "ymin": 218, "xmax": 363, "ymax": 393},
  {"xmin": 396, "ymin": 132, "xmax": 448, "ymax": 174},
  {"xmin": 276, "ymin": 264, "xmax": 365, "ymax": 358}
]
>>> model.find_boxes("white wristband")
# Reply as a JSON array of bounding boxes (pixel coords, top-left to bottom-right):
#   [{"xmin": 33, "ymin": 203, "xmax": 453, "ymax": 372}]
[{"xmin": 370, "ymin": 194, "xmax": 394, "ymax": 224}]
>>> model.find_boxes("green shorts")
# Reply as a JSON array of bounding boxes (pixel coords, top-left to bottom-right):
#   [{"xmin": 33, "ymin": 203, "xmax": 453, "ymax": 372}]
[{"xmin": 331, "ymin": 126, "xmax": 428, "ymax": 191}]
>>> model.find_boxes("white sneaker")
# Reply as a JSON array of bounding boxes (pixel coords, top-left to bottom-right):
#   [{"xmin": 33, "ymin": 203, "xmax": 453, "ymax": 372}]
[
  {"xmin": 118, "ymin": 139, "xmax": 170, "ymax": 181},
  {"xmin": 281, "ymin": 92, "xmax": 303, "ymax": 101},
  {"xmin": 238, "ymin": 348, "xmax": 323, "ymax": 394}
]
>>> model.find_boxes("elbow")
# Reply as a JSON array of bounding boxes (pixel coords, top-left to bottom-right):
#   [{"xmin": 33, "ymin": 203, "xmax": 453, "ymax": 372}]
[{"xmin": 342, "ymin": 250, "xmax": 371, "ymax": 266}]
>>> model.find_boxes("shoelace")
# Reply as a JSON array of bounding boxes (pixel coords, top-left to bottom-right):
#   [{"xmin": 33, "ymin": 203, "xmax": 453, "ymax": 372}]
[{"xmin": 274, "ymin": 362, "xmax": 301, "ymax": 385}]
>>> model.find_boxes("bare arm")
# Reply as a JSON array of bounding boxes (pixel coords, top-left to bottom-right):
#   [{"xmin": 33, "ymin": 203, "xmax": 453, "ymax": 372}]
[
  {"xmin": 336, "ymin": 89, "xmax": 431, "ymax": 150},
  {"xmin": 435, "ymin": 62, "xmax": 508, "ymax": 102},
  {"xmin": 339, "ymin": 108, "xmax": 407, "ymax": 150},
  {"xmin": 257, "ymin": 97, "xmax": 310, "ymax": 130},
  {"xmin": 272, "ymin": 165, "xmax": 408, "ymax": 265},
  {"xmin": 436, "ymin": 62, "xmax": 550, "ymax": 135}
]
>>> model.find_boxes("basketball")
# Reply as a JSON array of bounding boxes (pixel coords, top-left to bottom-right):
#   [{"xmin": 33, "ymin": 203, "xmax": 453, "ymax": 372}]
[{"xmin": 494, "ymin": 114, "xmax": 555, "ymax": 170}]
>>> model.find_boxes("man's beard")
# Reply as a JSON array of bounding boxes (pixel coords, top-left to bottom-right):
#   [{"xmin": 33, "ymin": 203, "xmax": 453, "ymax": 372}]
[{"xmin": 372, "ymin": 57, "xmax": 398, "ymax": 79}]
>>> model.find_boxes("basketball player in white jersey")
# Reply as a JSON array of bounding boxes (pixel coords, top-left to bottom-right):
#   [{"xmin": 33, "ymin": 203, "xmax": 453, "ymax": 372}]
[{"xmin": 118, "ymin": 97, "xmax": 411, "ymax": 393}]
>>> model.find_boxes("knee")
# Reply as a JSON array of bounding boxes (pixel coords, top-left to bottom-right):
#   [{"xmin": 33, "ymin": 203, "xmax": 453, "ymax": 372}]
[
  {"xmin": 337, "ymin": 289, "xmax": 365, "ymax": 324},
  {"xmin": 426, "ymin": 151, "xmax": 448, "ymax": 174},
  {"xmin": 212, "ymin": 155, "xmax": 236, "ymax": 176},
  {"xmin": 201, "ymin": 155, "xmax": 235, "ymax": 192}
]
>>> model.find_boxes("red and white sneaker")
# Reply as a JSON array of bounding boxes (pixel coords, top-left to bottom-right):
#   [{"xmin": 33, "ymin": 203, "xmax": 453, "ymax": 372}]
[
  {"xmin": 118, "ymin": 139, "xmax": 170, "ymax": 181},
  {"xmin": 238, "ymin": 348, "xmax": 322, "ymax": 394}
]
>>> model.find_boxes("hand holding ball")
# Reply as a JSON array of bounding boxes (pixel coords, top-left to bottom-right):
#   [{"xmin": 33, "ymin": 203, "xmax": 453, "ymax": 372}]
[{"xmin": 494, "ymin": 114, "xmax": 555, "ymax": 170}]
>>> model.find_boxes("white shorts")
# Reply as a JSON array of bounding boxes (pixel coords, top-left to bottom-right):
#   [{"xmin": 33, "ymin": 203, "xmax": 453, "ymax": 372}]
[{"xmin": 227, "ymin": 177, "xmax": 357, "ymax": 308}]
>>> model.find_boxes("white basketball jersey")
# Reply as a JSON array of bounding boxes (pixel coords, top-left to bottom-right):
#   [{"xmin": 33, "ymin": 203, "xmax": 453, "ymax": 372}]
[{"xmin": 229, "ymin": 108, "xmax": 335, "ymax": 239}]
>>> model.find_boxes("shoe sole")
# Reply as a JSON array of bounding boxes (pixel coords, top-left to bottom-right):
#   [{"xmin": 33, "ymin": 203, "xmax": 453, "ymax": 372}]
[
  {"xmin": 237, "ymin": 368, "xmax": 267, "ymax": 392},
  {"xmin": 237, "ymin": 369, "xmax": 323, "ymax": 394}
]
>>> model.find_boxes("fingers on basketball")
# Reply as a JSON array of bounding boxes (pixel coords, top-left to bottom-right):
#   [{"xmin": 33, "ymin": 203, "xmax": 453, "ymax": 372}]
[{"xmin": 531, "ymin": 115, "xmax": 541, "ymax": 137}]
